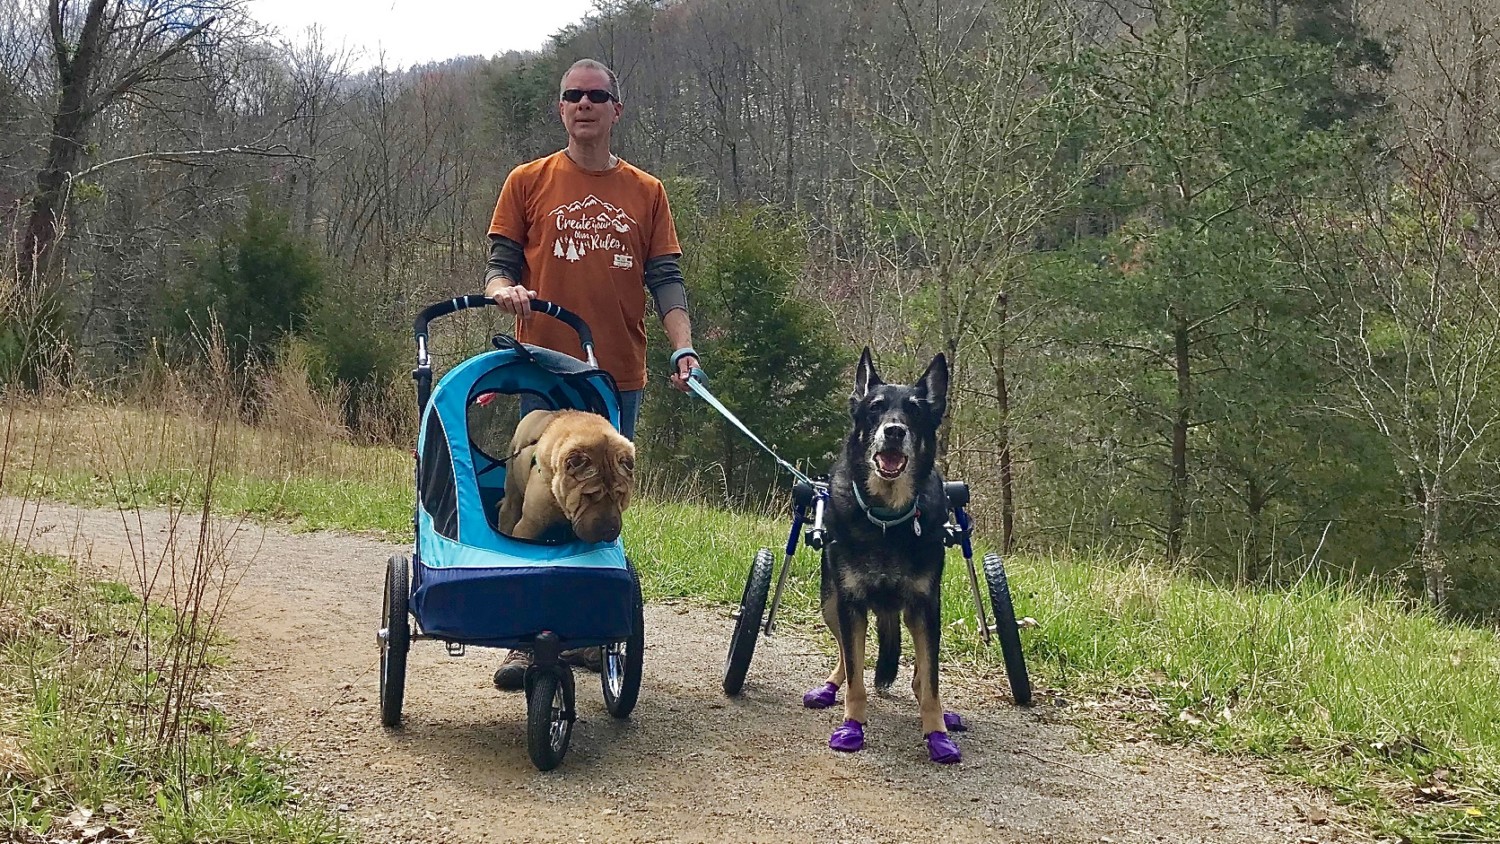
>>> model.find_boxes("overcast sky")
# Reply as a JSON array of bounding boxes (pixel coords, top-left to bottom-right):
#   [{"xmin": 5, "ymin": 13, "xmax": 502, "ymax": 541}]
[{"xmin": 247, "ymin": 0, "xmax": 598, "ymax": 69}]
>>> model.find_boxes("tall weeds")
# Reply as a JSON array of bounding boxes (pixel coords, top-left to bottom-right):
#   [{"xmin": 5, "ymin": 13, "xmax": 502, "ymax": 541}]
[{"xmin": 0, "ymin": 319, "xmax": 343, "ymax": 842}]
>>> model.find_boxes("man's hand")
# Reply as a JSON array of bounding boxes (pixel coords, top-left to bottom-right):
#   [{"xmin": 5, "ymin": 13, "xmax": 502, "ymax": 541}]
[
  {"xmin": 488, "ymin": 279, "xmax": 537, "ymax": 319},
  {"xmin": 669, "ymin": 347, "xmax": 701, "ymax": 393}
]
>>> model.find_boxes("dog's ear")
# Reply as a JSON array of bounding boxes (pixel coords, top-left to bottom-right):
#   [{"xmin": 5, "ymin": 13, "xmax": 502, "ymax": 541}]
[
  {"xmin": 852, "ymin": 346, "xmax": 881, "ymax": 407},
  {"xmin": 565, "ymin": 450, "xmax": 599, "ymax": 479},
  {"xmin": 915, "ymin": 353, "xmax": 949, "ymax": 420}
]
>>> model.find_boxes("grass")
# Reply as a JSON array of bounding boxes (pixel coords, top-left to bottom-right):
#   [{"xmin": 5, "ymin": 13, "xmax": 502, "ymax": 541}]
[
  {"xmin": 3, "ymin": 398, "xmax": 1500, "ymax": 842},
  {"xmin": 11, "ymin": 467, "xmax": 412, "ymax": 535},
  {"xmin": 1021, "ymin": 557, "xmax": 1500, "ymax": 841},
  {"xmin": 0, "ymin": 403, "xmax": 411, "ymax": 535},
  {"xmin": 0, "ymin": 545, "xmax": 348, "ymax": 844}
]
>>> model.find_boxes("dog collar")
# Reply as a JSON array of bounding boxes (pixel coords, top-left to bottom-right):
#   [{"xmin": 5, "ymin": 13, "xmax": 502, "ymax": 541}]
[{"xmin": 850, "ymin": 481, "xmax": 921, "ymax": 536}]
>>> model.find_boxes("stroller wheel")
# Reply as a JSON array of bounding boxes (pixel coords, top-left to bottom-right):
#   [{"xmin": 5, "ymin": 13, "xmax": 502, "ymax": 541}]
[
  {"xmin": 983, "ymin": 552, "xmax": 1033, "ymax": 706},
  {"xmin": 722, "ymin": 548, "xmax": 774, "ymax": 696},
  {"xmin": 603, "ymin": 563, "xmax": 645, "ymax": 718},
  {"xmin": 379, "ymin": 554, "xmax": 411, "ymax": 727},
  {"xmin": 526, "ymin": 667, "xmax": 575, "ymax": 771}
]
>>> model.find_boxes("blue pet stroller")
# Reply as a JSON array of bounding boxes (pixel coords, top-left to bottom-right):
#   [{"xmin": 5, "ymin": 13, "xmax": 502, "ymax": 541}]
[{"xmin": 377, "ymin": 295, "xmax": 644, "ymax": 771}]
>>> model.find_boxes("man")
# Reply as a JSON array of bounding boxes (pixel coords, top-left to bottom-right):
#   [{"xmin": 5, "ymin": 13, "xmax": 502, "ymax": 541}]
[{"xmin": 485, "ymin": 58, "xmax": 701, "ymax": 691}]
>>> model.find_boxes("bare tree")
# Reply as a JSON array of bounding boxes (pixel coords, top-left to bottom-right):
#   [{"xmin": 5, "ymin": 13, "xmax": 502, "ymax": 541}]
[
  {"xmin": 1294, "ymin": 0, "xmax": 1500, "ymax": 606},
  {"xmin": 15, "ymin": 0, "xmax": 246, "ymax": 289},
  {"xmin": 1301, "ymin": 153, "xmax": 1500, "ymax": 607},
  {"xmin": 281, "ymin": 26, "xmax": 355, "ymax": 240},
  {"xmin": 855, "ymin": 0, "xmax": 1101, "ymax": 550}
]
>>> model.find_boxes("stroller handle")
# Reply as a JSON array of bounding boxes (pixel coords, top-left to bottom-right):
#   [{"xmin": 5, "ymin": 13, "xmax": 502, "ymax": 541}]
[{"xmin": 412, "ymin": 295, "xmax": 597, "ymax": 366}]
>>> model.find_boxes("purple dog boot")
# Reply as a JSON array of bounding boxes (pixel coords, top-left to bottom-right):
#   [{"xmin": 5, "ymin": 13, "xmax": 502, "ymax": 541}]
[
  {"xmin": 829, "ymin": 719, "xmax": 865, "ymax": 753},
  {"xmin": 944, "ymin": 711, "xmax": 969, "ymax": 732},
  {"xmin": 803, "ymin": 682, "xmax": 839, "ymax": 709},
  {"xmin": 927, "ymin": 730, "xmax": 962, "ymax": 764}
]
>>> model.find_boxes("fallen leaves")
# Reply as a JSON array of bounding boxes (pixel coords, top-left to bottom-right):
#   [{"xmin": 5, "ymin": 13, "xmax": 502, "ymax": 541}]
[
  {"xmin": 52, "ymin": 805, "xmax": 137, "ymax": 843},
  {"xmin": 1412, "ymin": 767, "xmax": 1457, "ymax": 803}
]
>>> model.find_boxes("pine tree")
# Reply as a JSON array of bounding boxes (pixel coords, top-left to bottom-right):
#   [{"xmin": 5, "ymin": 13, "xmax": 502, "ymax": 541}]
[
  {"xmin": 1042, "ymin": 0, "xmax": 1361, "ymax": 568},
  {"xmin": 640, "ymin": 197, "xmax": 846, "ymax": 499},
  {"xmin": 165, "ymin": 194, "xmax": 324, "ymax": 366}
]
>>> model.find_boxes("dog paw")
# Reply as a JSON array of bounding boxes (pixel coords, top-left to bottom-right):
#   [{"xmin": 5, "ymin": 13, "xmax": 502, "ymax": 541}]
[
  {"xmin": 943, "ymin": 711, "xmax": 968, "ymax": 732},
  {"xmin": 926, "ymin": 731, "xmax": 962, "ymax": 764},
  {"xmin": 803, "ymin": 682, "xmax": 839, "ymax": 709},
  {"xmin": 829, "ymin": 720, "xmax": 865, "ymax": 752}
]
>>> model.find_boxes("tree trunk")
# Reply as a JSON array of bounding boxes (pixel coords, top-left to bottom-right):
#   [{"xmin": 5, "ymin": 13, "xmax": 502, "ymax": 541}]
[
  {"xmin": 1244, "ymin": 476, "xmax": 1267, "ymax": 583},
  {"xmin": 17, "ymin": 0, "xmax": 111, "ymax": 286},
  {"xmin": 938, "ymin": 333, "xmax": 959, "ymax": 462},
  {"xmin": 1419, "ymin": 482, "xmax": 1446, "ymax": 606},
  {"xmin": 995, "ymin": 292, "xmax": 1016, "ymax": 554},
  {"xmin": 1167, "ymin": 314, "xmax": 1191, "ymax": 565}
]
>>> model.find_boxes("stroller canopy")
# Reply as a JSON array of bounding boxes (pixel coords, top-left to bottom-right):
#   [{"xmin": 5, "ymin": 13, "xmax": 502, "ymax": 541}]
[{"xmin": 416, "ymin": 341, "xmax": 624, "ymax": 564}]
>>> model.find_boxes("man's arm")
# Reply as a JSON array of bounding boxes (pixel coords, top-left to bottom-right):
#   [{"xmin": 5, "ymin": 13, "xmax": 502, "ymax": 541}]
[
  {"xmin": 663, "ymin": 307, "xmax": 693, "ymax": 350},
  {"xmin": 485, "ymin": 234, "xmax": 526, "ymax": 288},
  {"xmin": 644, "ymin": 253, "xmax": 686, "ymax": 317},
  {"xmin": 484, "ymin": 233, "xmax": 536, "ymax": 317},
  {"xmin": 486, "ymin": 170, "xmax": 536, "ymax": 317},
  {"xmin": 663, "ymin": 308, "xmax": 697, "ymax": 392},
  {"xmin": 645, "ymin": 253, "xmax": 697, "ymax": 391}
]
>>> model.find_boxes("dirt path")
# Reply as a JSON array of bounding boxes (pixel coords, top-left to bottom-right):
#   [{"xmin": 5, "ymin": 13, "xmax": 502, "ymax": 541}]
[{"xmin": 4, "ymin": 498, "xmax": 1351, "ymax": 844}]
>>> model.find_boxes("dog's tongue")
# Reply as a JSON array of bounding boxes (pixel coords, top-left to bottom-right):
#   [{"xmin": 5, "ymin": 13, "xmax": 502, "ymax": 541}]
[{"xmin": 876, "ymin": 451, "xmax": 907, "ymax": 476}]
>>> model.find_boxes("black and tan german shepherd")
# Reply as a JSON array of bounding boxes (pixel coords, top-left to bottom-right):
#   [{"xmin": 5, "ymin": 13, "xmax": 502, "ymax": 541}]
[{"xmin": 802, "ymin": 347, "xmax": 965, "ymax": 764}]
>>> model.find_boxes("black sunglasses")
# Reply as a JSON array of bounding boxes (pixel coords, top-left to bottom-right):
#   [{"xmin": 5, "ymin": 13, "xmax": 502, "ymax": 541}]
[{"xmin": 561, "ymin": 88, "xmax": 616, "ymax": 104}]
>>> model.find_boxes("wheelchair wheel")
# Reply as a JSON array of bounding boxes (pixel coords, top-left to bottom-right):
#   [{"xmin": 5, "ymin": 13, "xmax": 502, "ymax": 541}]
[
  {"xmin": 379, "ymin": 554, "xmax": 411, "ymax": 727},
  {"xmin": 983, "ymin": 552, "xmax": 1032, "ymax": 706},
  {"xmin": 526, "ymin": 667, "xmax": 575, "ymax": 771},
  {"xmin": 722, "ymin": 548, "xmax": 774, "ymax": 696},
  {"xmin": 603, "ymin": 562, "xmax": 645, "ymax": 718}
]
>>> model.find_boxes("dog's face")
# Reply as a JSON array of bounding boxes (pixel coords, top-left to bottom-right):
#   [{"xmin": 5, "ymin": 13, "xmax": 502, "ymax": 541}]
[
  {"xmin": 848, "ymin": 347, "xmax": 948, "ymax": 488},
  {"xmin": 552, "ymin": 436, "xmax": 636, "ymax": 544}
]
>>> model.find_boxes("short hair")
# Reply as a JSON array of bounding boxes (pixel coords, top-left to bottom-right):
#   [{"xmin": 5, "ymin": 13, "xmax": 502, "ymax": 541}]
[{"xmin": 560, "ymin": 58, "xmax": 620, "ymax": 102}]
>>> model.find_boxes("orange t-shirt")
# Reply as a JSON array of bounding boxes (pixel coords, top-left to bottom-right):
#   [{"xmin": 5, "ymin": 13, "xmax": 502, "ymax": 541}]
[{"xmin": 488, "ymin": 151, "xmax": 681, "ymax": 391}]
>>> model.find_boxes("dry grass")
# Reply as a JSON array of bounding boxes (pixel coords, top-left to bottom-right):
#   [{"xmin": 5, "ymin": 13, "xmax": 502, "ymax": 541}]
[
  {"xmin": 0, "ymin": 733, "xmax": 30, "ymax": 783},
  {"xmin": 0, "ymin": 369, "xmax": 350, "ymax": 842},
  {"xmin": 0, "ymin": 397, "xmax": 404, "ymax": 494}
]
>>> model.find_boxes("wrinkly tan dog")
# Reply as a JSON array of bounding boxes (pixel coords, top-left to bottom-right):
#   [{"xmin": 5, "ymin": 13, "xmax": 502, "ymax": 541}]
[{"xmin": 497, "ymin": 409, "xmax": 635, "ymax": 544}]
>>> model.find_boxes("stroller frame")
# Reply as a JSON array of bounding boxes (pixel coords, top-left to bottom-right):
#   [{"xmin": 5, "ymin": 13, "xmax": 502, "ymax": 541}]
[{"xmin": 377, "ymin": 295, "xmax": 645, "ymax": 771}]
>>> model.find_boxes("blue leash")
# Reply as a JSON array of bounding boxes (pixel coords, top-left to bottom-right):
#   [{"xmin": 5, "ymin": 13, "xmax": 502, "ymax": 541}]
[{"xmin": 684, "ymin": 370, "xmax": 815, "ymax": 486}]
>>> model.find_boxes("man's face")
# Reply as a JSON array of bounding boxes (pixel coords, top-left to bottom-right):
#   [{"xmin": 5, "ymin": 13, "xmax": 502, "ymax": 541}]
[{"xmin": 559, "ymin": 67, "xmax": 622, "ymax": 146}]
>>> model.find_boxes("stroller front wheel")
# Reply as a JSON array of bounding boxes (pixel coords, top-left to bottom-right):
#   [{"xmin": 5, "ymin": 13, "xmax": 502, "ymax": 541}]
[{"xmin": 526, "ymin": 667, "xmax": 575, "ymax": 771}]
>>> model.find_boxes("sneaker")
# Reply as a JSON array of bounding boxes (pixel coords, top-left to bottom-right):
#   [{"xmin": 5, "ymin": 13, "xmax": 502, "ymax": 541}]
[
  {"xmin": 492, "ymin": 648, "xmax": 531, "ymax": 691},
  {"xmin": 560, "ymin": 646, "xmax": 603, "ymax": 673}
]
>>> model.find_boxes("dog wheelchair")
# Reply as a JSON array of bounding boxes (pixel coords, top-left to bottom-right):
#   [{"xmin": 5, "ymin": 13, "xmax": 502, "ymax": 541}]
[
  {"xmin": 719, "ymin": 476, "xmax": 1033, "ymax": 707},
  {"xmin": 377, "ymin": 296, "xmax": 644, "ymax": 771}
]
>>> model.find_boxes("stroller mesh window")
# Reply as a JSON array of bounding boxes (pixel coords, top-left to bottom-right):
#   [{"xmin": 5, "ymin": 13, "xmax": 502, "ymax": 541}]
[{"xmin": 419, "ymin": 411, "xmax": 459, "ymax": 539}]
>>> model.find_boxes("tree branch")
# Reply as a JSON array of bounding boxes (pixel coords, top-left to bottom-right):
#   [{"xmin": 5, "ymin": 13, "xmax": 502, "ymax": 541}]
[
  {"xmin": 84, "ymin": 15, "xmax": 217, "ymax": 120},
  {"xmin": 66, "ymin": 144, "xmax": 310, "ymax": 181},
  {"xmin": 49, "ymin": 0, "xmax": 69, "ymax": 74}
]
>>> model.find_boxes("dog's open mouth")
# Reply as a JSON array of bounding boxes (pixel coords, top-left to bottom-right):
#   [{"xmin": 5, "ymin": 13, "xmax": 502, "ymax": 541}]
[{"xmin": 873, "ymin": 450, "xmax": 908, "ymax": 479}]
